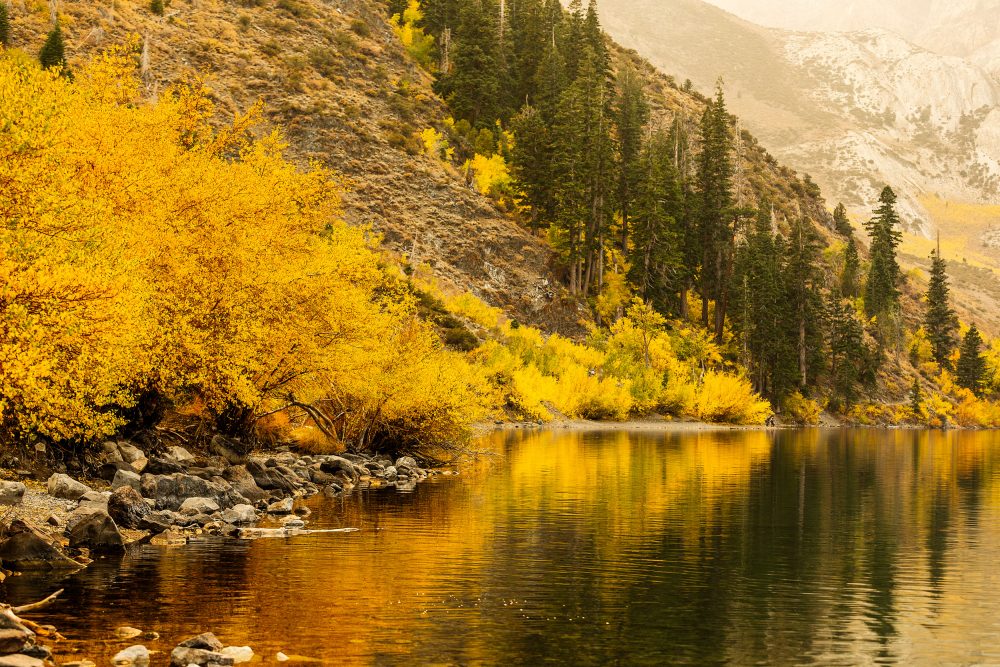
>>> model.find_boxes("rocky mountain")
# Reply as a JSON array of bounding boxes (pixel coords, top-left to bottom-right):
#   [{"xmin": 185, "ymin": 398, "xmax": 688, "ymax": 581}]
[{"xmin": 594, "ymin": 0, "xmax": 1000, "ymax": 237}]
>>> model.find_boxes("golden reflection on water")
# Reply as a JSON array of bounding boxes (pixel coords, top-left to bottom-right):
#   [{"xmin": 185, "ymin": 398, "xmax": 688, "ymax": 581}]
[{"xmin": 26, "ymin": 428, "xmax": 1000, "ymax": 665}]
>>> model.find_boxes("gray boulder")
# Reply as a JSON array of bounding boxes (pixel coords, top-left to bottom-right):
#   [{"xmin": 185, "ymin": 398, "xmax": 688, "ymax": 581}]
[
  {"xmin": 117, "ymin": 443, "xmax": 146, "ymax": 464},
  {"xmin": 245, "ymin": 460, "xmax": 301, "ymax": 494},
  {"xmin": 97, "ymin": 460, "xmax": 135, "ymax": 482},
  {"xmin": 46, "ymin": 473, "xmax": 91, "ymax": 501},
  {"xmin": 107, "ymin": 486, "xmax": 152, "ymax": 530},
  {"xmin": 67, "ymin": 506, "xmax": 124, "ymax": 553},
  {"xmin": 165, "ymin": 446, "xmax": 196, "ymax": 464},
  {"xmin": 112, "ymin": 469, "xmax": 142, "ymax": 492},
  {"xmin": 210, "ymin": 435, "xmax": 248, "ymax": 465},
  {"xmin": 384, "ymin": 466, "xmax": 398, "ymax": 482},
  {"xmin": 0, "ymin": 481, "xmax": 25, "ymax": 506},
  {"xmin": 0, "ymin": 627, "xmax": 30, "ymax": 654},
  {"xmin": 319, "ymin": 456, "xmax": 360, "ymax": 483},
  {"xmin": 0, "ymin": 655, "xmax": 44, "ymax": 667},
  {"xmin": 179, "ymin": 497, "xmax": 220, "ymax": 516},
  {"xmin": 266, "ymin": 497, "xmax": 293, "ymax": 515},
  {"xmin": 140, "ymin": 473, "xmax": 247, "ymax": 511},
  {"xmin": 221, "ymin": 504, "xmax": 258, "ymax": 524},
  {"xmin": 221, "ymin": 466, "xmax": 269, "ymax": 503},
  {"xmin": 0, "ymin": 519, "xmax": 81, "ymax": 570}
]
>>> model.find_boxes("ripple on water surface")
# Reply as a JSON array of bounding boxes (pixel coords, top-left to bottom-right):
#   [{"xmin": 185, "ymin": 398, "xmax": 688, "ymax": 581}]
[{"xmin": 10, "ymin": 427, "xmax": 1000, "ymax": 665}]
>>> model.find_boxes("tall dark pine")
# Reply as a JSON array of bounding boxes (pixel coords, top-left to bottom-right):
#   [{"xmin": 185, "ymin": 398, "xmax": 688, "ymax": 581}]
[
  {"xmin": 833, "ymin": 202, "xmax": 852, "ymax": 236},
  {"xmin": 924, "ymin": 246, "xmax": 959, "ymax": 369},
  {"xmin": 628, "ymin": 129, "xmax": 682, "ymax": 313},
  {"xmin": 695, "ymin": 82, "xmax": 734, "ymax": 340},
  {"xmin": 510, "ymin": 104, "xmax": 554, "ymax": 227},
  {"xmin": 784, "ymin": 215, "xmax": 825, "ymax": 388},
  {"xmin": 841, "ymin": 235, "xmax": 860, "ymax": 297},
  {"xmin": 863, "ymin": 186, "xmax": 903, "ymax": 318},
  {"xmin": 39, "ymin": 22, "xmax": 66, "ymax": 71},
  {"xmin": 434, "ymin": 0, "xmax": 502, "ymax": 127},
  {"xmin": 956, "ymin": 325, "xmax": 987, "ymax": 396},
  {"xmin": 828, "ymin": 299, "xmax": 868, "ymax": 406},
  {"xmin": 614, "ymin": 64, "xmax": 649, "ymax": 252}
]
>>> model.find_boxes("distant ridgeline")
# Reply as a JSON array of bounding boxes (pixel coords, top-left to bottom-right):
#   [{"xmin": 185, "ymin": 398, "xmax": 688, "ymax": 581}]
[{"xmin": 387, "ymin": 0, "xmax": 1000, "ymax": 424}]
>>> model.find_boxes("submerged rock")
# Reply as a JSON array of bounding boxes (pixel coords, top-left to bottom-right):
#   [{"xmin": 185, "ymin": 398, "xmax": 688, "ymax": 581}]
[
  {"xmin": 219, "ymin": 646, "xmax": 254, "ymax": 664},
  {"xmin": 0, "ymin": 654, "xmax": 44, "ymax": 667},
  {"xmin": 111, "ymin": 645, "xmax": 150, "ymax": 667},
  {"xmin": 46, "ymin": 473, "xmax": 91, "ymax": 501},
  {"xmin": 0, "ymin": 519, "xmax": 81, "ymax": 570}
]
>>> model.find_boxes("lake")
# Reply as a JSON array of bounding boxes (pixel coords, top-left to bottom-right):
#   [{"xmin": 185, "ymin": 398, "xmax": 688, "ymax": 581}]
[{"xmin": 12, "ymin": 427, "xmax": 1000, "ymax": 665}]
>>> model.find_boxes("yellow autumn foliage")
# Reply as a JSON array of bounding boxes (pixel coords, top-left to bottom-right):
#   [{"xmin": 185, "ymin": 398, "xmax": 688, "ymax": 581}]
[{"xmin": 0, "ymin": 48, "xmax": 488, "ymax": 453}]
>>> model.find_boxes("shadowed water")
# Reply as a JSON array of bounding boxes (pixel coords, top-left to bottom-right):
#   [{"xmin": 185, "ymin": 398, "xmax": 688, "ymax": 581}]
[{"xmin": 10, "ymin": 427, "xmax": 1000, "ymax": 665}]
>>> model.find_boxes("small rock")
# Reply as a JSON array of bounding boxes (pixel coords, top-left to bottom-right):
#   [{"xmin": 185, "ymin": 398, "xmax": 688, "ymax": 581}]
[
  {"xmin": 169, "ymin": 647, "xmax": 233, "ymax": 667},
  {"xmin": 293, "ymin": 506, "xmax": 311, "ymax": 517},
  {"xmin": 115, "ymin": 626, "xmax": 143, "ymax": 640},
  {"xmin": 276, "ymin": 653, "xmax": 289, "ymax": 662},
  {"xmin": 100, "ymin": 441, "xmax": 125, "ymax": 463},
  {"xmin": 46, "ymin": 473, "xmax": 91, "ymax": 501},
  {"xmin": 220, "ymin": 504, "xmax": 257, "ymax": 524},
  {"xmin": 112, "ymin": 469, "xmax": 143, "ymax": 492},
  {"xmin": 166, "ymin": 446, "xmax": 196, "ymax": 464},
  {"xmin": 384, "ymin": 466, "xmax": 398, "ymax": 482},
  {"xmin": 281, "ymin": 517, "xmax": 305, "ymax": 528},
  {"xmin": 108, "ymin": 486, "xmax": 152, "ymax": 530},
  {"xmin": 266, "ymin": 497, "xmax": 293, "ymax": 515},
  {"xmin": 178, "ymin": 497, "xmax": 221, "ymax": 516},
  {"xmin": 111, "ymin": 645, "xmax": 149, "ymax": 666},
  {"xmin": 0, "ymin": 519, "xmax": 81, "ymax": 570},
  {"xmin": 395, "ymin": 456, "xmax": 418, "ymax": 470},
  {"xmin": 45, "ymin": 514, "xmax": 62, "ymax": 527},
  {"xmin": 219, "ymin": 646, "xmax": 254, "ymax": 664},
  {"xmin": 0, "ymin": 655, "xmax": 43, "ymax": 667},
  {"xmin": 177, "ymin": 632, "xmax": 224, "ymax": 650},
  {"xmin": 150, "ymin": 528, "xmax": 187, "ymax": 546},
  {"xmin": 117, "ymin": 443, "xmax": 146, "ymax": 464},
  {"xmin": 0, "ymin": 481, "xmax": 25, "ymax": 506},
  {"xmin": 67, "ymin": 507, "xmax": 125, "ymax": 553},
  {"xmin": 130, "ymin": 457, "xmax": 149, "ymax": 473},
  {"xmin": 0, "ymin": 628, "xmax": 30, "ymax": 655},
  {"xmin": 210, "ymin": 435, "xmax": 248, "ymax": 465},
  {"xmin": 98, "ymin": 460, "xmax": 136, "ymax": 482},
  {"xmin": 61, "ymin": 661, "xmax": 97, "ymax": 667}
]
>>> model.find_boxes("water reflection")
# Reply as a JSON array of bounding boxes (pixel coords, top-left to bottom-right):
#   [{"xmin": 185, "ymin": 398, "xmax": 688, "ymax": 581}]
[{"xmin": 10, "ymin": 428, "xmax": 1000, "ymax": 665}]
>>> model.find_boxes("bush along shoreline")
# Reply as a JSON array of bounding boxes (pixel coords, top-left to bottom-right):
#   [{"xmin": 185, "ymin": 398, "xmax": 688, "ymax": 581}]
[{"xmin": 0, "ymin": 436, "xmax": 443, "ymax": 666}]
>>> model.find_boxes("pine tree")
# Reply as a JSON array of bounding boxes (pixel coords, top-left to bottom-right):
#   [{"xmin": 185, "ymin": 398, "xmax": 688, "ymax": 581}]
[
  {"xmin": 828, "ymin": 299, "xmax": 868, "ymax": 406},
  {"xmin": 956, "ymin": 325, "xmax": 987, "ymax": 396},
  {"xmin": 510, "ymin": 104, "xmax": 554, "ymax": 227},
  {"xmin": 39, "ymin": 22, "xmax": 66, "ymax": 72},
  {"xmin": 531, "ymin": 26, "xmax": 566, "ymax": 126},
  {"xmin": 924, "ymin": 247, "xmax": 959, "ymax": 369},
  {"xmin": 614, "ymin": 64, "xmax": 649, "ymax": 252},
  {"xmin": 0, "ymin": 2, "xmax": 10, "ymax": 48},
  {"xmin": 833, "ymin": 202, "xmax": 852, "ymax": 236},
  {"xmin": 784, "ymin": 215, "xmax": 825, "ymax": 388},
  {"xmin": 434, "ymin": 0, "xmax": 502, "ymax": 127},
  {"xmin": 863, "ymin": 186, "xmax": 903, "ymax": 319},
  {"xmin": 628, "ymin": 129, "xmax": 682, "ymax": 313},
  {"xmin": 841, "ymin": 235, "xmax": 860, "ymax": 297},
  {"xmin": 151, "ymin": 0, "xmax": 165, "ymax": 16},
  {"xmin": 695, "ymin": 82, "xmax": 734, "ymax": 339}
]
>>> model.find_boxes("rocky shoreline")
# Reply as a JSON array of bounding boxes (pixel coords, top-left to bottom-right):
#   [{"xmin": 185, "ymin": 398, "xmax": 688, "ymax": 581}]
[{"xmin": 0, "ymin": 436, "xmax": 440, "ymax": 666}]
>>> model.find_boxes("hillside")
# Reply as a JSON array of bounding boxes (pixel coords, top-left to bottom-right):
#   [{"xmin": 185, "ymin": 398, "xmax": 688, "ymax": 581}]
[{"xmin": 6, "ymin": 0, "xmax": 589, "ymax": 332}]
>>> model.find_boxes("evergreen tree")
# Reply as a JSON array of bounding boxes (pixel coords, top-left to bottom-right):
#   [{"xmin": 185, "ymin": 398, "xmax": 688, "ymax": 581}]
[
  {"xmin": 695, "ymin": 82, "xmax": 734, "ymax": 340},
  {"xmin": 628, "ymin": 129, "xmax": 682, "ymax": 312},
  {"xmin": 924, "ymin": 247, "xmax": 959, "ymax": 369},
  {"xmin": 434, "ymin": 0, "xmax": 502, "ymax": 126},
  {"xmin": 841, "ymin": 235, "xmax": 860, "ymax": 297},
  {"xmin": 730, "ymin": 206, "xmax": 796, "ymax": 400},
  {"xmin": 507, "ymin": 0, "xmax": 546, "ymax": 106},
  {"xmin": 956, "ymin": 325, "xmax": 987, "ymax": 396},
  {"xmin": 863, "ymin": 186, "xmax": 903, "ymax": 318},
  {"xmin": 833, "ymin": 202, "xmax": 852, "ymax": 236},
  {"xmin": 510, "ymin": 104, "xmax": 554, "ymax": 227},
  {"xmin": 828, "ymin": 299, "xmax": 868, "ymax": 406},
  {"xmin": 0, "ymin": 2, "xmax": 10, "ymax": 48},
  {"xmin": 614, "ymin": 64, "xmax": 649, "ymax": 252},
  {"xmin": 531, "ymin": 26, "xmax": 566, "ymax": 126},
  {"xmin": 39, "ymin": 22, "xmax": 66, "ymax": 72},
  {"xmin": 784, "ymin": 215, "xmax": 825, "ymax": 388},
  {"xmin": 151, "ymin": 0, "xmax": 165, "ymax": 16}
]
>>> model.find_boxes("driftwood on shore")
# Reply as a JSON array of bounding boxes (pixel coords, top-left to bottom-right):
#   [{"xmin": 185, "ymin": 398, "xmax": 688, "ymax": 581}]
[{"xmin": 1, "ymin": 587, "xmax": 67, "ymax": 641}]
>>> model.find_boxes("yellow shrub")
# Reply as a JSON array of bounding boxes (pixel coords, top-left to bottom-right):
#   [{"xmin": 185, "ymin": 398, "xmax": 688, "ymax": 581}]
[
  {"xmin": 955, "ymin": 396, "xmax": 1000, "ymax": 428},
  {"xmin": 445, "ymin": 292, "xmax": 504, "ymax": 331},
  {"xmin": 694, "ymin": 372, "xmax": 772, "ymax": 425},
  {"xmin": 391, "ymin": 0, "xmax": 435, "ymax": 69},
  {"xmin": 464, "ymin": 153, "xmax": 513, "ymax": 198},
  {"xmin": 782, "ymin": 391, "xmax": 822, "ymax": 425}
]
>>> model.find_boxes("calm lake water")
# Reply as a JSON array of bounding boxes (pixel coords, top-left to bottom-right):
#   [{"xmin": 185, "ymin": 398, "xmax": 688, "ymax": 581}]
[{"xmin": 11, "ymin": 427, "xmax": 1000, "ymax": 665}]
